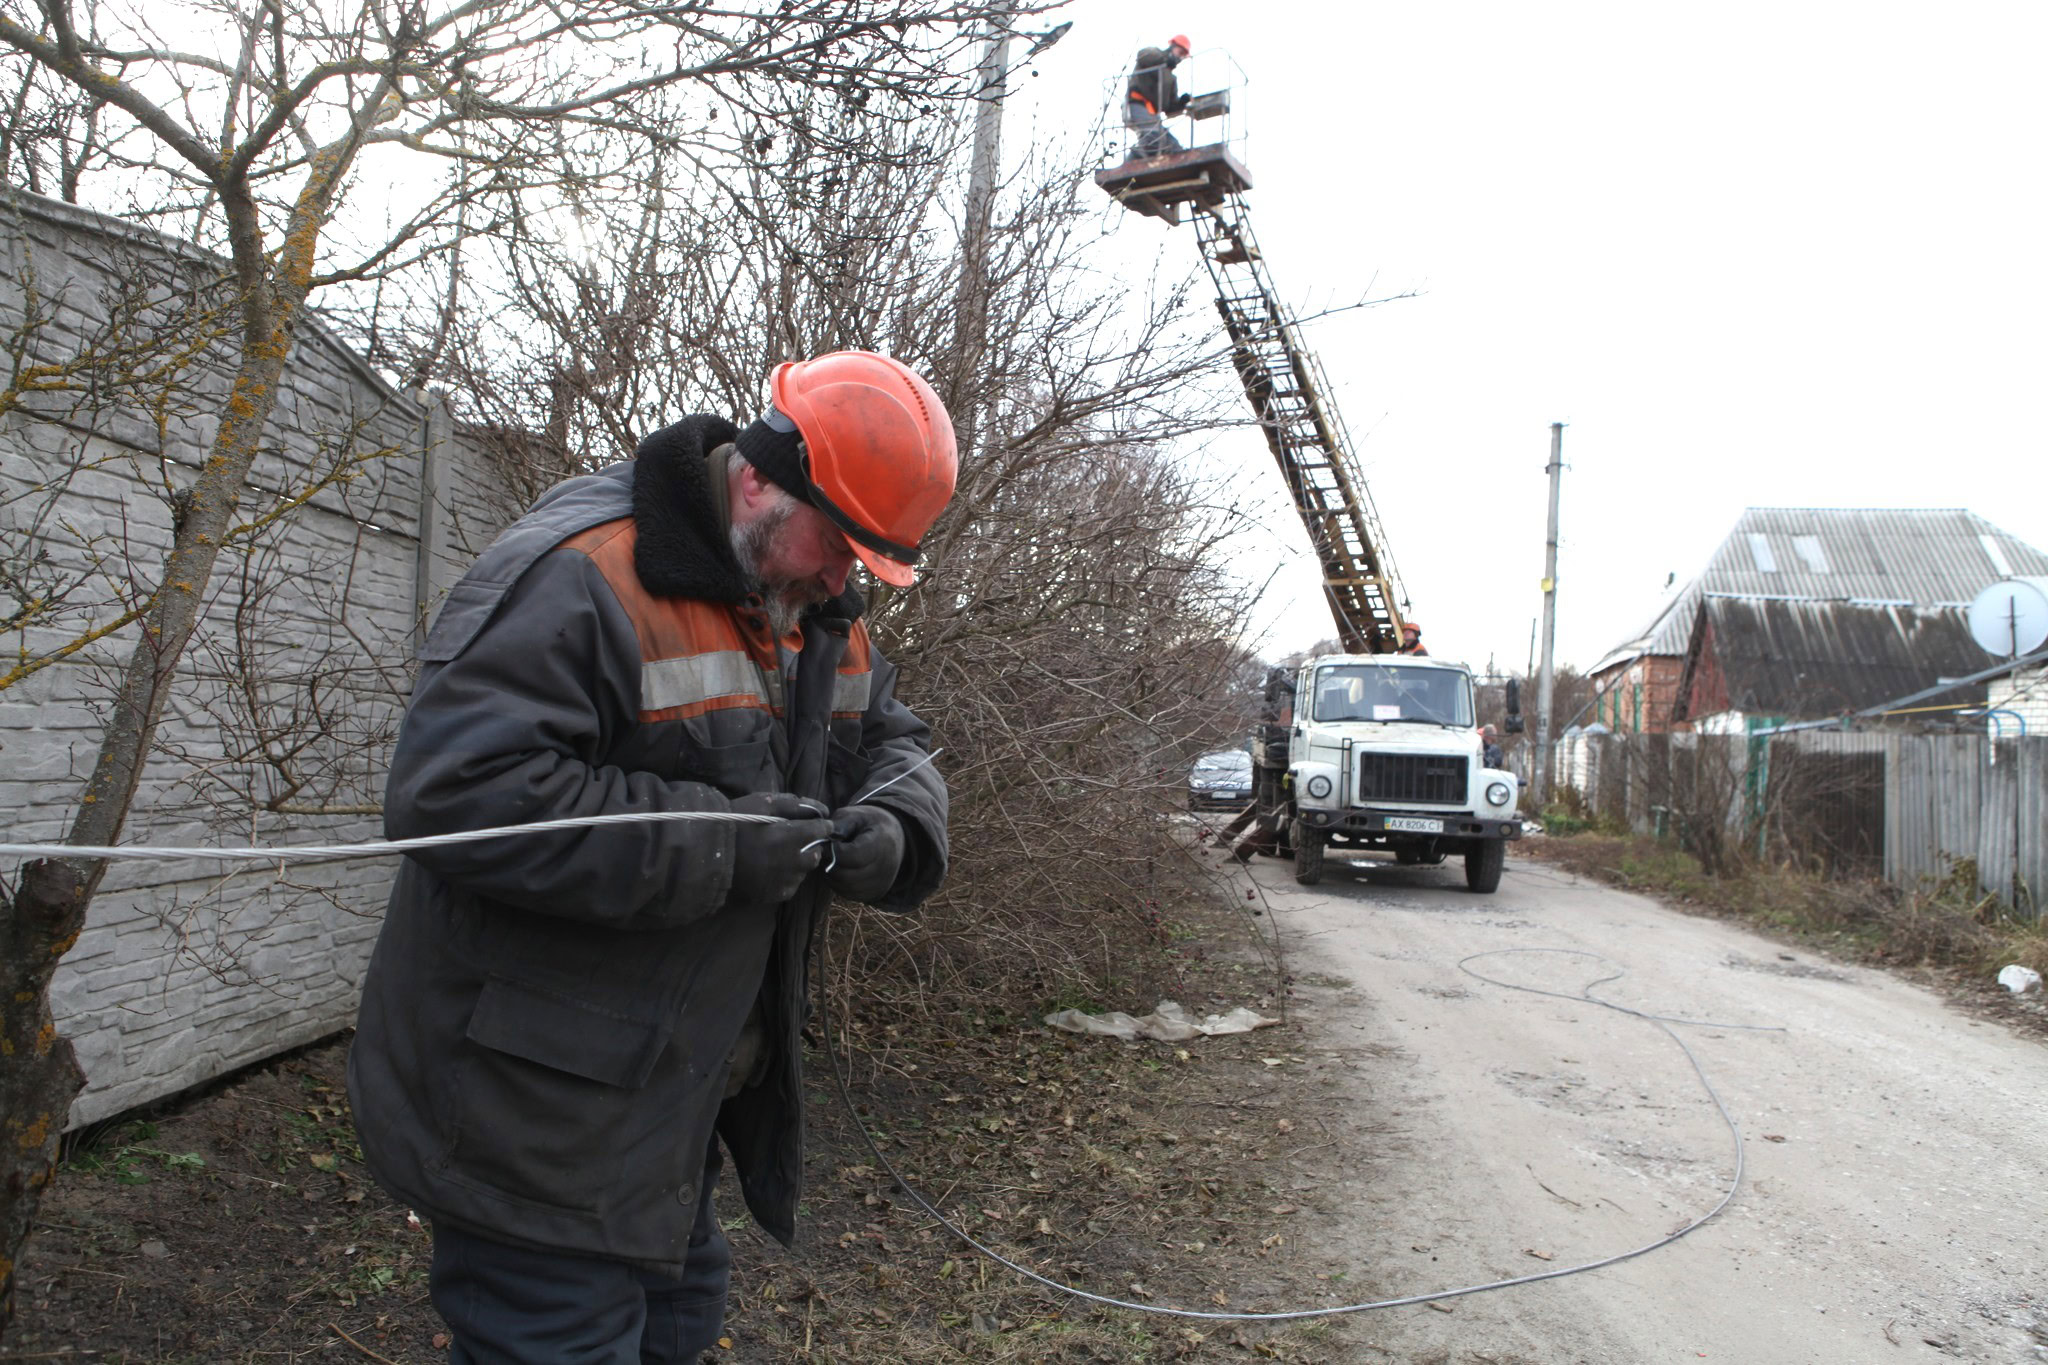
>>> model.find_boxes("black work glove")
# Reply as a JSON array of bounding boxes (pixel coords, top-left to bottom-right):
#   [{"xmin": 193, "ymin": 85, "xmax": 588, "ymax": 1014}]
[
  {"xmin": 727, "ymin": 793, "xmax": 832, "ymax": 905},
  {"xmin": 826, "ymin": 805, "xmax": 905, "ymax": 903}
]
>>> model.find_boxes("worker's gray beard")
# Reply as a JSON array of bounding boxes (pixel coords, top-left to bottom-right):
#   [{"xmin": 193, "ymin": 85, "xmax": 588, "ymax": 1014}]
[{"xmin": 729, "ymin": 500, "xmax": 815, "ymax": 638}]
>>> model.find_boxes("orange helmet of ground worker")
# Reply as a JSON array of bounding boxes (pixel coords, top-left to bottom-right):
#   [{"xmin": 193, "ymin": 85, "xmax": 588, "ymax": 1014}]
[{"xmin": 768, "ymin": 351, "xmax": 958, "ymax": 587}]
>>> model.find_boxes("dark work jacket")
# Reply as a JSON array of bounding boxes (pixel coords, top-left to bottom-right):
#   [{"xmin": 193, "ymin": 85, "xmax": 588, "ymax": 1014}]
[
  {"xmin": 1127, "ymin": 46, "xmax": 1188, "ymax": 116},
  {"xmin": 346, "ymin": 416, "xmax": 947, "ymax": 1271}
]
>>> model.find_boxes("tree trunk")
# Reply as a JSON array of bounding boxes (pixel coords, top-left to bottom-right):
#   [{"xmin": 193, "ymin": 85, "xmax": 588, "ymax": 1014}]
[{"xmin": 0, "ymin": 262, "xmax": 309, "ymax": 1334}]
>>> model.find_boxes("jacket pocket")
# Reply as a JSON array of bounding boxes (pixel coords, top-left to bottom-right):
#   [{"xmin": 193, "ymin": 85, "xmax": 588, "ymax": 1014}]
[
  {"xmin": 467, "ymin": 974, "xmax": 671, "ymax": 1087},
  {"xmin": 451, "ymin": 975, "xmax": 674, "ymax": 1212},
  {"xmin": 678, "ymin": 716, "xmax": 776, "ymax": 795}
]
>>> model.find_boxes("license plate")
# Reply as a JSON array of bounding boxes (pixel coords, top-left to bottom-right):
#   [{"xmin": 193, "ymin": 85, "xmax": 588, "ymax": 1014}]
[{"xmin": 1384, "ymin": 816, "xmax": 1443, "ymax": 834}]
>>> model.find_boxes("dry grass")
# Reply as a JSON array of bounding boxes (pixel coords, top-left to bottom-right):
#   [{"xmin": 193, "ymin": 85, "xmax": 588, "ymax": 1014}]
[{"xmin": 1524, "ymin": 834, "xmax": 2048, "ymax": 1029}]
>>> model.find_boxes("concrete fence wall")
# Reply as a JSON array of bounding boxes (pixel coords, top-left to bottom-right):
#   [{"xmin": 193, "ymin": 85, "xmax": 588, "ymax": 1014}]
[
  {"xmin": 1552, "ymin": 727, "xmax": 2048, "ymax": 914},
  {"xmin": 0, "ymin": 189, "xmax": 522, "ymax": 1127}
]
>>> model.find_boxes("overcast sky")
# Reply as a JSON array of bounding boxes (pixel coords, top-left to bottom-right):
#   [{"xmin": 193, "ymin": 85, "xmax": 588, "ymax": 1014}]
[{"xmin": 995, "ymin": 1, "xmax": 2048, "ymax": 672}]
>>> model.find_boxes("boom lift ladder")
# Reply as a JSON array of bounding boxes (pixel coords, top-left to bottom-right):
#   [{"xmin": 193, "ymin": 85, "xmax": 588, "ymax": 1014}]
[{"xmin": 1097, "ymin": 146, "xmax": 1410, "ymax": 654}]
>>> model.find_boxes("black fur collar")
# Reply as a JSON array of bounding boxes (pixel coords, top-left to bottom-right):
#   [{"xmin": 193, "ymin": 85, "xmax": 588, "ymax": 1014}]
[{"xmin": 630, "ymin": 414, "xmax": 865, "ymax": 624}]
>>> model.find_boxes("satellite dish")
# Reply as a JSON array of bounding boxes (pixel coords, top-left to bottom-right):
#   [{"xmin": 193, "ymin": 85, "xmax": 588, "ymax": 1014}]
[{"xmin": 1967, "ymin": 577, "xmax": 2048, "ymax": 658}]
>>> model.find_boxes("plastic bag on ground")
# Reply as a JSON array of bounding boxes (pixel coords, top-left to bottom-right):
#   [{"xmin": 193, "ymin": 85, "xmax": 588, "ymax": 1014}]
[
  {"xmin": 1996, "ymin": 964, "xmax": 2042, "ymax": 994},
  {"xmin": 1043, "ymin": 999, "xmax": 1281, "ymax": 1043}
]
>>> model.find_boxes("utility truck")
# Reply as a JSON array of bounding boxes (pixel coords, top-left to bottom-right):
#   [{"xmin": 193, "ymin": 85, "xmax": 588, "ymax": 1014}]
[{"xmin": 1281, "ymin": 654, "xmax": 1520, "ymax": 891}]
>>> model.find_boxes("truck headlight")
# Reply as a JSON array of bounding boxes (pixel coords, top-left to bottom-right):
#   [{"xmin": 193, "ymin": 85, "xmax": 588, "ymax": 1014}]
[
  {"xmin": 1306, "ymin": 774, "xmax": 1333, "ymax": 799},
  {"xmin": 1486, "ymin": 781, "xmax": 1511, "ymax": 806}
]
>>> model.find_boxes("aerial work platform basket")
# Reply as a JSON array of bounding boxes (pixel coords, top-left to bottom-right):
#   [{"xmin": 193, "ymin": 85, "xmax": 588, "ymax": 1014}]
[{"xmin": 1093, "ymin": 144, "xmax": 1253, "ymax": 225}]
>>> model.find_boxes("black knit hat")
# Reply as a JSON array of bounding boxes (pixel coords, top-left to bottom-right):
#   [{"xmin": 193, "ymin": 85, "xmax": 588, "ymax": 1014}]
[{"xmin": 733, "ymin": 413, "xmax": 811, "ymax": 503}]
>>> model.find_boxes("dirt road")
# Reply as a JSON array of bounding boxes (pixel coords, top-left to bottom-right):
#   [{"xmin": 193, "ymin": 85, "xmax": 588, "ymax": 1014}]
[{"xmin": 1221, "ymin": 843, "xmax": 2046, "ymax": 1363}]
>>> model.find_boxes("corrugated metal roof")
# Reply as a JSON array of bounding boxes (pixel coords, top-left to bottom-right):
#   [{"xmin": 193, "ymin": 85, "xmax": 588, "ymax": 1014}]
[
  {"xmin": 1677, "ymin": 596, "xmax": 1991, "ymax": 720},
  {"xmin": 1593, "ymin": 508, "xmax": 2048, "ymax": 672}
]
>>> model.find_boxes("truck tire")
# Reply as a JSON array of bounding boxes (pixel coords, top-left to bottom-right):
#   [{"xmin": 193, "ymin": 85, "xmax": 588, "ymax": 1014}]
[
  {"xmin": 1292, "ymin": 821, "xmax": 1324, "ymax": 885},
  {"xmin": 1464, "ymin": 839, "xmax": 1504, "ymax": 893}
]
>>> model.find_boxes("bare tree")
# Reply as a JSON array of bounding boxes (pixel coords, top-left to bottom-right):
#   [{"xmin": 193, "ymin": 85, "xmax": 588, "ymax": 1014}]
[
  {"xmin": 0, "ymin": 0, "xmax": 1016, "ymax": 1326},
  {"xmin": 430, "ymin": 100, "xmax": 1275, "ymax": 1019}
]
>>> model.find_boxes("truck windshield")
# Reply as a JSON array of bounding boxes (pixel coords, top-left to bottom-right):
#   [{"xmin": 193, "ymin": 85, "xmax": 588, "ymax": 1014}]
[{"xmin": 1310, "ymin": 665, "xmax": 1474, "ymax": 727}]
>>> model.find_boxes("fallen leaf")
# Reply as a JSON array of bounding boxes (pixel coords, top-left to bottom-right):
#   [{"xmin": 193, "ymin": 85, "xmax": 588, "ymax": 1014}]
[
  {"xmin": 139, "ymin": 1240, "xmax": 169, "ymax": 1259},
  {"xmin": 1426, "ymin": 1300, "xmax": 1454, "ymax": 1314},
  {"xmin": 1524, "ymin": 1247, "xmax": 1554, "ymax": 1261},
  {"xmin": 1271, "ymin": 1204, "xmax": 1299, "ymax": 1215},
  {"xmin": 1275, "ymin": 1118, "xmax": 1294, "ymax": 1134},
  {"xmin": 717, "ymin": 1337, "xmax": 733, "ymax": 1350},
  {"xmin": 1261, "ymin": 1057, "xmax": 1284, "ymax": 1067},
  {"xmin": 1762, "ymin": 1134, "xmax": 1787, "ymax": 1143},
  {"xmin": 432, "ymin": 1332, "xmax": 450, "ymax": 1349},
  {"xmin": 1212, "ymin": 1288, "xmax": 1229, "ymax": 1306},
  {"xmin": 309, "ymin": 1153, "xmax": 337, "ymax": 1171},
  {"xmin": 939, "ymin": 1259, "xmax": 956, "ymax": 1279}
]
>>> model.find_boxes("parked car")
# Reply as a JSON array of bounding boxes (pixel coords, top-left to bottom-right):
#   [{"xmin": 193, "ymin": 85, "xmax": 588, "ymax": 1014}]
[{"xmin": 1188, "ymin": 749, "xmax": 1255, "ymax": 811}]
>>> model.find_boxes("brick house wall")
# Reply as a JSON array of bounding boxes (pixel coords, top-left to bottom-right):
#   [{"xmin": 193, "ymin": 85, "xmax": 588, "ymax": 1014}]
[{"xmin": 1588, "ymin": 654, "xmax": 1690, "ymax": 735}]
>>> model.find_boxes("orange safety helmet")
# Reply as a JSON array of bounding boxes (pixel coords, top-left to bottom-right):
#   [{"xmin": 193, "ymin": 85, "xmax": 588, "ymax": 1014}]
[
  {"xmin": 1168, "ymin": 33, "xmax": 1192, "ymax": 53},
  {"xmin": 769, "ymin": 351, "xmax": 958, "ymax": 587},
  {"xmin": 1402, "ymin": 620, "xmax": 1422, "ymax": 634}
]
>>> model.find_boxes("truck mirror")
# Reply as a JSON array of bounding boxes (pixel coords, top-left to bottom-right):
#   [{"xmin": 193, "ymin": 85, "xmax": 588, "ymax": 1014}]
[
  {"xmin": 1504, "ymin": 714, "xmax": 1525, "ymax": 734},
  {"xmin": 1505, "ymin": 678, "xmax": 1521, "ymax": 715}
]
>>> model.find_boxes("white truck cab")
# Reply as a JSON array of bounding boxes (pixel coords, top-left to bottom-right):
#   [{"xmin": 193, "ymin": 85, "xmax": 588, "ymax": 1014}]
[{"xmin": 1285, "ymin": 654, "xmax": 1520, "ymax": 890}]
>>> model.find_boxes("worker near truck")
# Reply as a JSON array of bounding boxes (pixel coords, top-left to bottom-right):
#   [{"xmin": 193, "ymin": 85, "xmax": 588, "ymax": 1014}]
[
  {"xmin": 347, "ymin": 351, "xmax": 956, "ymax": 1363},
  {"xmin": 1125, "ymin": 33, "xmax": 1192, "ymax": 159},
  {"xmin": 1397, "ymin": 620, "xmax": 1429, "ymax": 655},
  {"xmin": 1482, "ymin": 724, "xmax": 1504, "ymax": 768}
]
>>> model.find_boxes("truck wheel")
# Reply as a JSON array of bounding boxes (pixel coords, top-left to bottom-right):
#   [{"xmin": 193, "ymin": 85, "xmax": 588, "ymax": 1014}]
[
  {"xmin": 1464, "ymin": 840, "xmax": 1504, "ymax": 893},
  {"xmin": 1292, "ymin": 821, "xmax": 1324, "ymax": 885}
]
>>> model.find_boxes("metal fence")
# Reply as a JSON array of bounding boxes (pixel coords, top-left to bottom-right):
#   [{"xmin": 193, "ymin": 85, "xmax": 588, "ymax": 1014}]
[{"xmin": 1550, "ymin": 730, "xmax": 2046, "ymax": 916}]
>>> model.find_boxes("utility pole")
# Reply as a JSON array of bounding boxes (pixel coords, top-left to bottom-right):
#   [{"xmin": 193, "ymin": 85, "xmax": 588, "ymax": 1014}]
[
  {"xmin": 949, "ymin": 17, "xmax": 1068, "ymax": 459},
  {"xmin": 948, "ymin": 20, "xmax": 1010, "ymax": 444},
  {"xmin": 1533, "ymin": 422, "xmax": 1565, "ymax": 804}
]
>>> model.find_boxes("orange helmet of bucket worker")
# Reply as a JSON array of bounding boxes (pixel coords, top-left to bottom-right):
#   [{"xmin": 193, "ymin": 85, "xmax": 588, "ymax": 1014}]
[
  {"xmin": 767, "ymin": 351, "xmax": 958, "ymax": 588},
  {"xmin": 1168, "ymin": 33, "xmax": 1192, "ymax": 55}
]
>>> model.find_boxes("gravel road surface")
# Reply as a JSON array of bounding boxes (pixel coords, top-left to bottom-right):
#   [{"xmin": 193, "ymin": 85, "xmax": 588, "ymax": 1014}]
[{"xmin": 1222, "ymin": 843, "xmax": 2046, "ymax": 1363}]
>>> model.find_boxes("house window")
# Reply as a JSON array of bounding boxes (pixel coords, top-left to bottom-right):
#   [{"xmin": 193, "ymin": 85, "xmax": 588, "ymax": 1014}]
[
  {"xmin": 1791, "ymin": 535, "xmax": 1829, "ymax": 574},
  {"xmin": 1747, "ymin": 534, "xmax": 1777, "ymax": 573}
]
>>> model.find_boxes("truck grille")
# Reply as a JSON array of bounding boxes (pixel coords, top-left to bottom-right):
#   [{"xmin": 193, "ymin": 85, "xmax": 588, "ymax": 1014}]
[{"xmin": 1355, "ymin": 753, "xmax": 1467, "ymax": 805}]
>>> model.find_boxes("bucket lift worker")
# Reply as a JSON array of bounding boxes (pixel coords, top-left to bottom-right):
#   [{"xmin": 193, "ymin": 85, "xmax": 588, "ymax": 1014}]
[
  {"xmin": 348, "ymin": 351, "xmax": 957, "ymax": 1363},
  {"xmin": 1397, "ymin": 620, "xmax": 1429, "ymax": 656},
  {"xmin": 1125, "ymin": 33, "xmax": 1193, "ymax": 159}
]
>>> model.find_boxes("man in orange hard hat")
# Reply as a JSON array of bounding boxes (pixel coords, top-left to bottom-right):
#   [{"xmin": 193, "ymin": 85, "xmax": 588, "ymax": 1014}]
[
  {"xmin": 350, "ymin": 352, "xmax": 956, "ymax": 1362},
  {"xmin": 1125, "ymin": 32, "xmax": 1193, "ymax": 160},
  {"xmin": 1397, "ymin": 621, "xmax": 1429, "ymax": 655}
]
